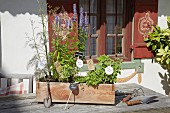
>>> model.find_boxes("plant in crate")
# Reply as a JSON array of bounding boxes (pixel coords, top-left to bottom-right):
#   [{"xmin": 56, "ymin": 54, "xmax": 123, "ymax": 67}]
[
  {"xmin": 49, "ymin": 6, "xmax": 87, "ymax": 83},
  {"xmin": 27, "ymin": 1, "xmax": 87, "ymax": 83},
  {"xmin": 27, "ymin": 1, "xmax": 123, "ymax": 105},
  {"xmin": 26, "ymin": 1, "xmax": 54, "ymax": 80},
  {"xmin": 74, "ymin": 55, "xmax": 122, "ymax": 86}
]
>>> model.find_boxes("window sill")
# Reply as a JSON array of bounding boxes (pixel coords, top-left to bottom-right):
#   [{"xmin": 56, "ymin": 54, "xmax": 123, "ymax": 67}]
[{"xmin": 80, "ymin": 59, "xmax": 144, "ymax": 73}]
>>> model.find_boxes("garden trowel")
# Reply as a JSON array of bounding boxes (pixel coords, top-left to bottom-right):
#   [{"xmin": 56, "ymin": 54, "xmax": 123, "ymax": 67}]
[
  {"xmin": 126, "ymin": 96, "xmax": 158, "ymax": 106},
  {"xmin": 44, "ymin": 81, "xmax": 52, "ymax": 108}
]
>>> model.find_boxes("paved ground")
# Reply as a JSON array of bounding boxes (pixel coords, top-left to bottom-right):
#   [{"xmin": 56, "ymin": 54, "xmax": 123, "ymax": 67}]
[
  {"xmin": 124, "ymin": 107, "xmax": 170, "ymax": 113},
  {"xmin": 0, "ymin": 83, "xmax": 170, "ymax": 113}
]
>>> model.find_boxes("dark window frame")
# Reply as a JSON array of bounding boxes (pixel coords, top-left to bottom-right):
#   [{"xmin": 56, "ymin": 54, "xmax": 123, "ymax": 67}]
[{"xmin": 79, "ymin": 0, "xmax": 133, "ymax": 61}]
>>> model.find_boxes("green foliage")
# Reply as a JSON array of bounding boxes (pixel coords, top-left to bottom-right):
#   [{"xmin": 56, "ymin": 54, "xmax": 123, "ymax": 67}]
[
  {"xmin": 27, "ymin": 1, "xmax": 87, "ymax": 82},
  {"xmin": 75, "ymin": 55, "xmax": 122, "ymax": 86},
  {"xmin": 144, "ymin": 17, "xmax": 170, "ymax": 70},
  {"xmin": 49, "ymin": 21, "xmax": 87, "ymax": 82}
]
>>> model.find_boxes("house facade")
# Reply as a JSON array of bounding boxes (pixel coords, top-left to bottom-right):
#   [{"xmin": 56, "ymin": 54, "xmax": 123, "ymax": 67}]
[{"xmin": 0, "ymin": 0, "xmax": 170, "ymax": 95}]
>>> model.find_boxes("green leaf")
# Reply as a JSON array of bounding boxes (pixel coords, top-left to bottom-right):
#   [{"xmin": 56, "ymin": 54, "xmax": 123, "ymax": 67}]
[
  {"xmin": 156, "ymin": 57, "xmax": 161, "ymax": 61},
  {"xmin": 152, "ymin": 45, "xmax": 157, "ymax": 51},
  {"xmin": 144, "ymin": 38, "xmax": 149, "ymax": 42},
  {"xmin": 146, "ymin": 42, "xmax": 151, "ymax": 47},
  {"xmin": 156, "ymin": 37, "xmax": 160, "ymax": 42},
  {"xmin": 158, "ymin": 49, "xmax": 165, "ymax": 55},
  {"xmin": 166, "ymin": 59, "xmax": 170, "ymax": 64},
  {"xmin": 165, "ymin": 46, "xmax": 169, "ymax": 52}
]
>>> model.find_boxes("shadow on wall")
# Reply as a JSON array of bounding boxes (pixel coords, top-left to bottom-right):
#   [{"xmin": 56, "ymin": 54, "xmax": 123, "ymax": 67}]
[
  {"xmin": 0, "ymin": 0, "xmax": 46, "ymax": 16},
  {"xmin": 158, "ymin": 71, "xmax": 170, "ymax": 96}
]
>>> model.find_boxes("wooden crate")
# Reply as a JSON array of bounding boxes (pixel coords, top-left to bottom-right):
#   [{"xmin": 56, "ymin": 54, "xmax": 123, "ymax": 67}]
[{"xmin": 36, "ymin": 82, "xmax": 115, "ymax": 104}]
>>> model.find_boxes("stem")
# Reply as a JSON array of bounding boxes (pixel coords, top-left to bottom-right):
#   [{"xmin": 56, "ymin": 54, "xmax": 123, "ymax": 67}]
[
  {"xmin": 31, "ymin": 21, "xmax": 41, "ymax": 61},
  {"xmin": 37, "ymin": 0, "xmax": 51, "ymax": 77}
]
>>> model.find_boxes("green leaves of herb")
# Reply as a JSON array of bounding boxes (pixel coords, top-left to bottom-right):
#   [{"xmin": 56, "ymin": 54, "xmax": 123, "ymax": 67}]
[
  {"xmin": 49, "ymin": 25, "xmax": 87, "ymax": 82},
  {"xmin": 84, "ymin": 55, "xmax": 122, "ymax": 86}
]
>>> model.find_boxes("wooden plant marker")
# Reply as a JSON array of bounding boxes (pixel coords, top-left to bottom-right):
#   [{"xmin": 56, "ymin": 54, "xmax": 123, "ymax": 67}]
[
  {"xmin": 54, "ymin": 61, "xmax": 62, "ymax": 73},
  {"xmin": 86, "ymin": 59, "xmax": 95, "ymax": 71}
]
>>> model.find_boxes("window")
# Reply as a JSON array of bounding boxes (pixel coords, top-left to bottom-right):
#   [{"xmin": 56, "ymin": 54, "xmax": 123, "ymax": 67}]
[{"xmin": 79, "ymin": 0, "xmax": 131, "ymax": 60}]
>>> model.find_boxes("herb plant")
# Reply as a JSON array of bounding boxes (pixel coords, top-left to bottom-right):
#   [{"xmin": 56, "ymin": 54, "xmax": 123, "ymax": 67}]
[
  {"xmin": 27, "ymin": 1, "xmax": 87, "ymax": 82},
  {"xmin": 75, "ymin": 55, "xmax": 122, "ymax": 86},
  {"xmin": 49, "ymin": 25, "xmax": 87, "ymax": 82}
]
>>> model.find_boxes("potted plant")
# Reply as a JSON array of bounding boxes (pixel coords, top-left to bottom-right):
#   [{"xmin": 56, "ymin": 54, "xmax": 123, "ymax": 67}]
[
  {"xmin": 71, "ymin": 55, "xmax": 122, "ymax": 104},
  {"xmin": 27, "ymin": 1, "xmax": 122, "ymax": 106}
]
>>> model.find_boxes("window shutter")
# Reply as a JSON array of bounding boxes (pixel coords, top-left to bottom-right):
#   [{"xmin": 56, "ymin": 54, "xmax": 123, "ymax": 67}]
[{"xmin": 133, "ymin": 0, "xmax": 158, "ymax": 58}]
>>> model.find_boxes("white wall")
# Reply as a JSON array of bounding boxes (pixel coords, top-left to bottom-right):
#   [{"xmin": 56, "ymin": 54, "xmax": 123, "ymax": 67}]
[
  {"xmin": 116, "ymin": 60, "xmax": 167, "ymax": 95},
  {"xmin": 0, "ymin": 0, "xmax": 47, "ymax": 75}
]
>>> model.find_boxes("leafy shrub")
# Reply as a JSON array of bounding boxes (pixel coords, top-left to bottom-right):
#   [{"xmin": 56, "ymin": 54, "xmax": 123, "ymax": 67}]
[{"xmin": 144, "ymin": 16, "xmax": 170, "ymax": 70}]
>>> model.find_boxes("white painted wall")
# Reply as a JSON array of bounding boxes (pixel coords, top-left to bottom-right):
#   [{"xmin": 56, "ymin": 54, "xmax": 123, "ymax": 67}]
[{"xmin": 0, "ymin": 0, "xmax": 47, "ymax": 75}]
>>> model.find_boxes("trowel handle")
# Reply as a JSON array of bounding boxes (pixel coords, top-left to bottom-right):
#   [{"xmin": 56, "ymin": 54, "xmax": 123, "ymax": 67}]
[
  {"xmin": 122, "ymin": 94, "xmax": 132, "ymax": 102},
  {"xmin": 126, "ymin": 100, "xmax": 141, "ymax": 106}
]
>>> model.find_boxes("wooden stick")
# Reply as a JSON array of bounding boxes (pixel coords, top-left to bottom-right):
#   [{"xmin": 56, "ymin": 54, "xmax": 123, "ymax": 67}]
[{"xmin": 64, "ymin": 91, "xmax": 72, "ymax": 110}]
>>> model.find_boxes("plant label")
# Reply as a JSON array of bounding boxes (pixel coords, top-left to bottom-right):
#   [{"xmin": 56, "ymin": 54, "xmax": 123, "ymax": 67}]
[
  {"xmin": 86, "ymin": 59, "xmax": 95, "ymax": 70},
  {"xmin": 76, "ymin": 59, "xmax": 83, "ymax": 68},
  {"xmin": 38, "ymin": 61, "xmax": 45, "ymax": 70},
  {"xmin": 69, "ymin": 83, "xmax": 78, "ymax": 91},
  {"xmin": 54, "ymin": 61, "xmax": 62, "ymax": 73},
  {"xmin": 75, "ymin": 52, "xmax": 83, "ymax": 58},
  {"xmin": 105, "ymin": 66, "xmax": 113, "ymax": 75}
]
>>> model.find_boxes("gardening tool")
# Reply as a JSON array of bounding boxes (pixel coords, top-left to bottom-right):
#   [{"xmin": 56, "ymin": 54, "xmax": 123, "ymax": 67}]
[
  {"xmin": 126, "ymin": 96, "xmax": 158, "ymax": 106},
  {"xmin": 44, "ymin": 81, "xmax": 52, "ymax": 108},
  {"xmin": 115, "ymin": 90, "xmax": 133, "ymax": 96},
  {"xmin": 122, "ymin": 88, "xmax": 144, "ymax": 102},
  {"xmin": 64, "ymin": 83, "xmax": 78, "ymax": 110}
]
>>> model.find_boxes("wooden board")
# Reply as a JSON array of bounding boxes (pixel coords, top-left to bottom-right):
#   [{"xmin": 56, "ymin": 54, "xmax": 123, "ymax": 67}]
[
  {"xmin": 36, "ymin": 82, "xmax": 115, "ymax": 104},
  {"xmin": 133, "ymin": 0, "xmax": 158, "ymax": 58}
]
